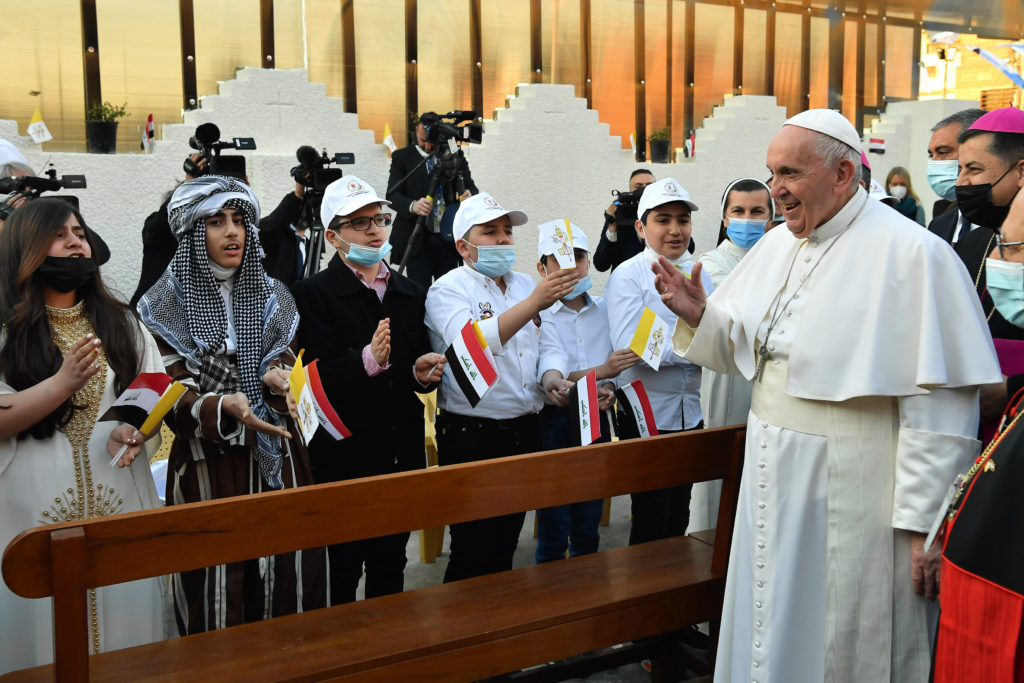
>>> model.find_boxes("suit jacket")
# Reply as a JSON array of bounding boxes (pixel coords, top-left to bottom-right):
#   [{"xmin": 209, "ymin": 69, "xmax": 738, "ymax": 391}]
[
  {"xmin": 259, "ymin": 192, "xmax": 310, "ymax": 286},
  {"xmin": 927, "ymin": 209, "xmax": 972, "ymax": 252},
  {"xmin": 386, "ymin": 145, "xmax": 478, "ymax": 261},
  {"xmin": 592, "ymin": 211, "xmax": 644, "ymax": 272},
  {"xmin": 290, "ymin": 254, "xmax": 435, "ymax": 482}
]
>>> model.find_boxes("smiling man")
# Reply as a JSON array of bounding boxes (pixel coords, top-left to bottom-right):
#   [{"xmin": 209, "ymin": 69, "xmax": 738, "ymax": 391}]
[{"xmin": 652, "ymin": 109, "xmax": 1001, "ymax": 683}]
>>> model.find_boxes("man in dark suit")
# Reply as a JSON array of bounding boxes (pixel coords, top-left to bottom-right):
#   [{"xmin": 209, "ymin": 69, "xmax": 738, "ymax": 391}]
[
  {"xmin": 926, "ymin": 108, "xmax": 986, "ymax": 250},
  {"xmin": 386, "ymin": 113, "xmax": 478, "ymax": 291},
  {"xmin": 291, "ymin": 175, "xmax": 444, "ymax": 604}
]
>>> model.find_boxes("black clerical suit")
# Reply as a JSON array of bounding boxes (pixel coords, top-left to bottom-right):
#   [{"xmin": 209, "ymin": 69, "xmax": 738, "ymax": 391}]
[
  {"xmin": 291, "ymin": 254, "xmax": 436, "ymax": 603},
  {"xmin": 386, "ymin": 144, "xmax": 478, "ymax": 290}
]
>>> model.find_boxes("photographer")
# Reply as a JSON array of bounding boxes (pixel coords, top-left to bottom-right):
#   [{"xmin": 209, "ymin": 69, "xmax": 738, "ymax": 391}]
[
  {"xmin": 386, "ymin": 112, "xmax": 478, "ymax": 291},
  {"xmin": 592, "ymin": 169, "xmax": 655, "ymax": 272}
]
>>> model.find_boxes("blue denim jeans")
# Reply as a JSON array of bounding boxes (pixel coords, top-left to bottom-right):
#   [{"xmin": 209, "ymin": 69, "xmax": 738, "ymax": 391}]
[{"xmin": 535, "ymin": 404, "xmax": 610, "ymax": 564}]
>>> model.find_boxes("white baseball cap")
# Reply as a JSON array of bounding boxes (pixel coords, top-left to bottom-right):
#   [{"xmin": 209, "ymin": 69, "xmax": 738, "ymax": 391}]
[
  {"xmin": 452, "ymin": 191, "xmax": 528, "ymax": 242},
  {"xmin": 637, "ymin": 178, "xmax": 699, "ymax": 218},
  {"xmin": 784, "ymin": 109, "xmax": 862, "ymax": 152},
  {"xmin": 320, "ymin": 175, "xmax": 391, "ymax": 226},
  {"xmin": 537, "ymin": 219, "xmax": 590, "ymax": 261}
]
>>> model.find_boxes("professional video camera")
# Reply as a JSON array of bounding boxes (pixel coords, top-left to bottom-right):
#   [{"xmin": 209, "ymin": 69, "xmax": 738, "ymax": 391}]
[
  {"xmin": 0, "ymin": 164, "xmax": 87, "ymax": 221},
  {"xmin": 418, "ymin": 110, "xmax": 484, "ymax": 147},
  {"xmin": 290, "ymin": 145, "xmax": 356, "ymax": 279},
  {"xmin": 184, "ymin": 123, "xmax": 256, "ymax": 179}
]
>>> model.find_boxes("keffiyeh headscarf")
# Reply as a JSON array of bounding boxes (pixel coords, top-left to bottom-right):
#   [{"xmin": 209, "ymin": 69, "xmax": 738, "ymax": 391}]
[{"xmin": 138, "ymin": 176, "xmax": 299, "ymax": 489}]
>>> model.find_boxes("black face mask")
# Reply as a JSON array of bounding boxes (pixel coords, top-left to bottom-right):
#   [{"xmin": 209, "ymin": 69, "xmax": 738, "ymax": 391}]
[
  {"xmin": 955, "ymin": 164, "xmax": 1022, "ymax": 228},
  {"xmin": 36, "ymin": 256, "xmax": 98, "ymax": 293}
]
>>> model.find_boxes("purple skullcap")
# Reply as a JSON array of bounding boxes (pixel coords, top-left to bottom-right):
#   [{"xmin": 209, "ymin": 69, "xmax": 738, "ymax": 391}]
[
  {"xmin": 968, "ymin": 107, "xmax": 1024, "ymax": 135},
  {"xmin": 860, "ymin": 150, "xmax": 871, "ymax": 170}
]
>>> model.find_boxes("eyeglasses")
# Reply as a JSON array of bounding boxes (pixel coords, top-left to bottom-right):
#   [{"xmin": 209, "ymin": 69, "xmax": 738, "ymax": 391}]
[
  {"xmin": 996, "ymin": 231, "xmax": 1024, "ymax": 260},
  {"xmin": 335, "ymin": 213, "xmax": 393, "ymax": 231}
]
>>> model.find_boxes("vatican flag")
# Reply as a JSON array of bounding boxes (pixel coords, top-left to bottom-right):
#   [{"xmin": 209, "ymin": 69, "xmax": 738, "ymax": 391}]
[
  {"xmin": 27, "ymin": 108, "xmax": 52, "ymax": 144},
  {"xmin": 383, "ymin": 124, "xmax": 397, "ymax": 153}
]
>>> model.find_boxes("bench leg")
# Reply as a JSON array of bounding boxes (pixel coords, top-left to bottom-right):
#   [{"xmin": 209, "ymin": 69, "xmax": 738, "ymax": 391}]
[
  {"xmin": 600, "ymin": 497, "xmax": 611, "ymax": 526},
  {"xmin": 419, "ymin": 526, "xmax": 444, "ymax": 564}
]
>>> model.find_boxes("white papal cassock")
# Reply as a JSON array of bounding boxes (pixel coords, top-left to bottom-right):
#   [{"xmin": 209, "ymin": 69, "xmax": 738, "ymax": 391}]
[{"xmin": 672, "ymin": 188, "xmax": 1002, "ymax": 683}]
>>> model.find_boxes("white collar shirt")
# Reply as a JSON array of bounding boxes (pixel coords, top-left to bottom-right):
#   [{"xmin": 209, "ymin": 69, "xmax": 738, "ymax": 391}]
[{"xmin": 538, "ymin": 294, "xmax": 613, "ymax": 385}]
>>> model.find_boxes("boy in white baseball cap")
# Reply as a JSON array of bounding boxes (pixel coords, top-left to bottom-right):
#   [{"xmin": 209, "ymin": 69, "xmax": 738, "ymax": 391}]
[
  {"xmin": 534, "ymin": 220, "xmax": 640, "ymax": 564},
  {"xmin": 291, "ymin": 175, "xmax": 445, "ymax": 603},
  {"xmin": 606, "ymin": 177, "xmax": 713, "ymax": 545},
  {"xmin": 424, "ymin": 192, "xmax": 579, "ymax": 583}
]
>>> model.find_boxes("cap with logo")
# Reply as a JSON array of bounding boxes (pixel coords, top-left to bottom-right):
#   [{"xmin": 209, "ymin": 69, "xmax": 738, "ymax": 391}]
[
  {"xmin": 637, "ymin": 178, "xmax": 699, "ymax": 218},
  {"xmin": 537, "ymin": 219, "xmax": 589, "ymax": 260},
  {"xmin": 452, "ymin": 191, "xmax": 528, "ymax": 241},
  {"xmin": 320, "ymin": 175, "xmax": 391, "ymax": 227}
]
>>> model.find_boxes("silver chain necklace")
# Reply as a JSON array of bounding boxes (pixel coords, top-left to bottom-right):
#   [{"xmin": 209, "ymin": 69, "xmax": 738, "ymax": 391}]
[{"xmin": 755, "ymin": 195, "xmax": 870, "ymax": 382}]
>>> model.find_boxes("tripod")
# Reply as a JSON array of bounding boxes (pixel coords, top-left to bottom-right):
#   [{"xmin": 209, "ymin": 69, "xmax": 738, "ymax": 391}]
[{"xmin": 294, "ymin": 188, "xmax": 327, "ymax": 280}]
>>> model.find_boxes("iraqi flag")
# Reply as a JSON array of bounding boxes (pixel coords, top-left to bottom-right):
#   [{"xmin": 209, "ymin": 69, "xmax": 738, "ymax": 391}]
[
  {"xmin": 306, "ymin": 359, "xmax": 351, "ymax": 440},
  {"xmin": 868, "ymin": 137, "xmax": 886, "ymax": 154},
  {"xmin": 571, "ymin": 370, "xmax": 601, "ymax": 446},
  {"xmin": 99, "ymin": 372, "xmax": 186, "ymax": 435},
  {"xmin": 444, "ymin": 320, "xmax": 498, "ymax": 407},
  {"xmin": 614, "ymin": 379, "xmax": 658, "ymax": 438}
]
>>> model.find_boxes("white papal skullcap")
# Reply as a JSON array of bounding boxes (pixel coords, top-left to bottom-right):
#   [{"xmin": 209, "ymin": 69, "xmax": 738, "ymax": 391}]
[{"xmin": 783, "ymin": 109, "xmax": 862, "ymax": 152}]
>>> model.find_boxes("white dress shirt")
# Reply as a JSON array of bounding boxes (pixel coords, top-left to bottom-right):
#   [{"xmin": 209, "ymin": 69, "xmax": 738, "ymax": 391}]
[
  {"xmin": 425, "ymin": 264, "xmax": 564, "ymax": 420},
  {"xmin": 538, "ymin": 293, "xmax": 613, "ymax": 383}
]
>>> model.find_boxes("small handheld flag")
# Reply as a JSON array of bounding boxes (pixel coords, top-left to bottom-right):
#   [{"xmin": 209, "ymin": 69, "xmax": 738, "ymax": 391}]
[
  {"xmin": 629, "ymin": 307, "xmax": 672, "ymax": 371},
  {"xmin": 141, "ymin": 113, "xmax": 155, "ymax": 152},
  {"xmin": 289, "ymin": 350, "xmax": 320, "ymax": 445},
  {"xmin": 383, "ymin": 124, "xmax": 397, "ymax": 153},
  {"xmin": 571, "ymin": 370, "xmax": 601, "ymax": 446},
  {"xmin": 27, "ymin": 108, "xmax": 52, "ymax": 144},
  {"xmin": 101, "ymin": 372, "xmax": 186, "ymax": 466},
  {"xmin": 305, "ymin": 359, "xmax": 351, "ymax": 440},
  {"xmin": 614, "ymin": 379, "xmax": 659, "ymax": 438},
  {"xmin": 538, "ymin": 219, "xmax": 578, "ymax": 269},
  {"xmin": 444, "ymin": 320, "xmax": 499, "ymax": 407}
]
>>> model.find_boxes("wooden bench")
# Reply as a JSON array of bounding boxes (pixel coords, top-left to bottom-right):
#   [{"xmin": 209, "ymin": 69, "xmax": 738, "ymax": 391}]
[{"xmin": 2, "ymin": 425, "xmax": 745, "ymax": 682}]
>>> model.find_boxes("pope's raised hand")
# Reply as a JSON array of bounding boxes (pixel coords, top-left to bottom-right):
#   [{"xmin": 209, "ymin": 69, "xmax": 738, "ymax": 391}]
[{"xmin": 652, "ymin": 257, "xmax": 706, "ymax": 328}]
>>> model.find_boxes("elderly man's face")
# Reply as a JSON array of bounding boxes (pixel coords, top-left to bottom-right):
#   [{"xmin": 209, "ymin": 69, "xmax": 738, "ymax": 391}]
[{"xmin": 766, "ymin": 126, "xmax": 856, "ymax": 239}]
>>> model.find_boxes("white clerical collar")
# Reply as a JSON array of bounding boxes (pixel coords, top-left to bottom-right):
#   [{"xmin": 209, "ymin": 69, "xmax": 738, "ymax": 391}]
[{"xmin": 807, "ymin": 187, "xmax": 868, "ymax": 243}]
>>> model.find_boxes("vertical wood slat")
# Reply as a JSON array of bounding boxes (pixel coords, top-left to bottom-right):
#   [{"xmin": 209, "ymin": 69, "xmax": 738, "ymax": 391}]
[
  {"xmin": 683, "ymin": 0, "xmax": 695, "ymax": 151},
  {"xmin": 665, "ymin": 1, "xmax": 672, "ymax": 133},
  {"xmin": 580, "ymin": 0, "xmax": 592, "ymax": 107},
  {"xmin": 634, "ymin": 0, "xmax": 646, "ymax": 161},
  {"xmin": 406, "ymin": 0, "xmax": 418, "ymax": 137},
  {"xmin": 877, "ymin": 16, "xmax": 886, "ymax": 113},
  {"xmin": 80, "ymin": 0, "xmax": 101, "ymax": 114},
  {"xmin": 827, "ymin": 7, "xmax": 844, "ymax": 111},
  {"xmin": 531, "ymin": 0, "xmax": 542, "ymax": 83},
  {"xmin": 260, "ymin": 0, "xmax": 275, "ymax": 68},
  {"xmin": 733, "ymin": 4, "xmax": 744, "ymax": 95},
  {"xmin": 51, "ymin": 527, "xmax": 89, "ymax": 683},
  {"xmin": 469, "ymin": 0, "xmax": 483, "ymax": 116},
  {"xmin": 854, "ymin": 7, "xmax": 866, "ymax": 134},
  {"xmin": 179, "ymin": 0, "xmax": 198, "ymax": 110},
  {"xmin": 341, "ymin": 0, "xmax": 357, "ymax": 113},
  {"xmin": 711, "ymin": 430, "xmax": 746, "ymax": 576},
  {"xmin": 764, "ymin": 3, "xmax": 776, "ymax": 94},
  {"xmin": 910, "ymin": 9, "xmax": 922, "ymax": 100},
  {"xmin": 800, "ymin": 4, "xmax": 811, "ymax": 110}
]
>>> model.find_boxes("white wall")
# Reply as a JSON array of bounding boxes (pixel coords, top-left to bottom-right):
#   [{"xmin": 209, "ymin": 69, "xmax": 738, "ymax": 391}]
[{"xmin": 2, "ymin": 68, "xmax": 951, "ymax": 301}]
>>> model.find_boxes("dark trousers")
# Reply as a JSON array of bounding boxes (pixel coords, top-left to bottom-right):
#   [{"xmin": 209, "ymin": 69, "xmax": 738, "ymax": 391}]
[
  {"xmin": 436, "ymin": 410, "xmax": 542, "ymax": 583},
  {"xmin": 535, "ymin": 404, "xmax": 609, "ymax": 563},
  {"xmin": 621, "ymin": 421, "xmax": 703, "ymax": 546},
  {"xmin": 401, "ymin": 233, "xmax": 461, "ymax": 291},
  {"xmin": 327, "ymin": 532, "xmax": 410, "ymax": 605}
]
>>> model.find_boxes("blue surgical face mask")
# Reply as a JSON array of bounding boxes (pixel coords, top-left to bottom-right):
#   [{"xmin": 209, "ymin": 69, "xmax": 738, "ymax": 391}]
[
  {"xmin": 986, "ymin": 257, "xmax": 1024, "ymax": 327},
  {"xmin": 466, "ymin": 242, "xmax": 515, "ymax": 278},
  {"xmin": 562, "ymin": 274, "xmax": 592, "ymax": 301},
  {"xmin": 927, "ymin": 159, "xmax": 959, "ymax": 202},
  {"xmin": 725, "ymin": 217, "xmax": 766, "ymax": 249},
  {"xmin": 339, "ymin": 235, "xmax": 393, "ymax": 266}
]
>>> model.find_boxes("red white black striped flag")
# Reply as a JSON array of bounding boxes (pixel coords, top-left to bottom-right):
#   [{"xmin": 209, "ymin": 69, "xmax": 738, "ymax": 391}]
[
  {"xmin": 444, "ymin": 320, "xmax": 499, "ymax": 407},
  {"xmin": 614, "ymin": 379, "xmax": 658, "ymax": 438},
  {"xmin": 571, "ymin": 370, "xmax": 601, "ymax": 446}
]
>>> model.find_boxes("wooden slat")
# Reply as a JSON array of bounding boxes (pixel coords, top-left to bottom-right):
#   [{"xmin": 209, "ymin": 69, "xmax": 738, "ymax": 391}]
[
  {"xmin": 683, "ymin": 0, "xmax": 695, "ymax": 144},
  {"xmin": 179, "ymin": 0, "xmax": 198, "ymax": 110},
  {"xmin": 634, "ymin": 0, "xmax": 646, "ymax": 161},
  {"xmin": 5, "ymin": 537, "xmax": 721, "ymax": 683},
  {"xmin": 3, "ymin": 427, "xmax": 744, "ymax": 599},
  {"xmin": 530, "ymin": 0, "xmax": 542, "ymax": 82},
  {"xmin": 259, "ymin": 0, "xmax": 275, "ymax": 68},
  {"xmin": 341, "ymin": 0, "xmax": 357, "ymax": 113},
  {"xmin": 764, "ymin": 4, "xmax": 776, "ymax": 94},
  {"xmin": 80, "ymin": 0, "xmax": 101, "ymax": 113},
  {"xmin": 405, "ymin": 0, "xmax": 418, "ymax": 124},
  {"xmin": 49, "ymin": 528, "xmax": 88, "ymax": 683},
  {"xmin": 711, "ymin": 429, "xmax": 745, "ymax": 576},
  {"xmin": 469, "ymin": 0, "xmax": 483, "ymax": 117},
  {"xmin": 580, "ymin": 0, "xmax": 592, "ymax": 107}
]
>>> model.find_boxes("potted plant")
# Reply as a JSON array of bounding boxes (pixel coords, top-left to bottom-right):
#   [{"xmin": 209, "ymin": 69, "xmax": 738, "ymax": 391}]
[
  {"xmin": 85, "ymin": 101, "xmax": 128, "ymax": 154},
  {"xmin": 647, "ymin": 127, "xmax": 672, "ymax": 163}
]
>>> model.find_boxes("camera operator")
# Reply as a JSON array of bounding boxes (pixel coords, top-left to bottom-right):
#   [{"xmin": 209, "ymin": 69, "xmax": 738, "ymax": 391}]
[
  {"xmin": 386, "ymin": 112, "xmax": 478, "ymax": 291},
  {"xmin": 592, "ymin": 169, "xmax": 655, "ymax": 272},
  {"xmin": 130, "ymin": 146, "xmax": 311, "ymax": 307}
]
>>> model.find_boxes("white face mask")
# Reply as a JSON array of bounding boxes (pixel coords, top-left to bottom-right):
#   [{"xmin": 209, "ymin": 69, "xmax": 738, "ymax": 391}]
[{"xmin": 888, "ymin": 185, "xmax": 908, "ymax": 201}]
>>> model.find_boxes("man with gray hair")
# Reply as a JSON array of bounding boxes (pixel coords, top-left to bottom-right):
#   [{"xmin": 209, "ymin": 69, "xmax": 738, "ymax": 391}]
[
  {"xmin": 653, "ymin": 109, "xmax": 1000, "ymax": 682},
  {"xmin": 926, "ymin": 108, "xmax": 986, "ymax": 248}
]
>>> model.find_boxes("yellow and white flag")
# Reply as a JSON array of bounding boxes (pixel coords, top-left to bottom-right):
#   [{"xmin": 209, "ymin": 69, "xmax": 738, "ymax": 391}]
[
  {"xmin": 289, "ymin": 350, "xmax": 319, "ymax": 445},
  {"xmin": 629, "ymin": 130, "xmax": 637, "ymax": 156},
  {"xmin": 383, "ymin": 124, "xmax": 397, "ymax": 153},
  {"xmin": 27, "ymin": 108, "xmax": 52, "ymax": 144},
  {"xmin": 537, "ymin": 219, "xmax": 578, "ymax": 269},
  {"xmin": 629, "ymin": 307, "xmax": 671, "ymax": 371}
]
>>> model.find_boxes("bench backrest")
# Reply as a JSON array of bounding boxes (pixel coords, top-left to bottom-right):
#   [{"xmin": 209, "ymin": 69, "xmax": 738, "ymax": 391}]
[{"xmin": 3, "ymin": 425, "xmax": 745, "ymax": 681}]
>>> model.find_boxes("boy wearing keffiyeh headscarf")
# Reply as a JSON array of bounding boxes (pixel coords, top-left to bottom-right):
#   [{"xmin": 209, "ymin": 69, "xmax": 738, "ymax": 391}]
[{"xmin": 138, "ymin": 175, "xmax": 327, "ymax": 635}]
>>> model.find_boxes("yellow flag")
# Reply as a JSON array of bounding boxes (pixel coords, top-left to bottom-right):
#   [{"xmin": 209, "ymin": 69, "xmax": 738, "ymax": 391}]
[
  {"xmin": 27, "ymin": 108, "xmax": 52, "ymax": 143},
  {"xmin": 383, "ymin": 123, "xmax": 397, "ymax": 153}
]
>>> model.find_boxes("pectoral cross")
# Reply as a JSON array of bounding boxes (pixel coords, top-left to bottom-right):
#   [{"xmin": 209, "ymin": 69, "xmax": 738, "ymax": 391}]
[{"xmin": 755, "ymin": 343, "xmax": 770, "ymax": 382}]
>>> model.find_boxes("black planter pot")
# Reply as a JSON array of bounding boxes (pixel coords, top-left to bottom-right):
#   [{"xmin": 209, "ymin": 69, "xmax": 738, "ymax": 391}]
[
  {"xmin": 86, "ymin": 121, "xmax": 119, "ymax": 154},
  {"xmin": 649, "ymin": 139, "xmax": 671, "ymax": 163}
]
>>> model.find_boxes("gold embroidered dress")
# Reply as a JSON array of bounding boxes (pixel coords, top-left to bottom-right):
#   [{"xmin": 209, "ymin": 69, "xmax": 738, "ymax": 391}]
[{"xmin": 0, "ymin": 301, "xmax": 166, "ymax": 674}]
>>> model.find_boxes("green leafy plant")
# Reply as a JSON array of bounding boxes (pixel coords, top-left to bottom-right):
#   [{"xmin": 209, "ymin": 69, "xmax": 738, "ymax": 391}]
[
  {"xmin": 86, "ymin": 101, "xmax": 129, "ymax": 123},
  {"xmin": 647, "ymin": 127, "xmax": 671, "ymax": 142}
]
